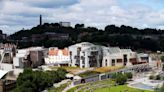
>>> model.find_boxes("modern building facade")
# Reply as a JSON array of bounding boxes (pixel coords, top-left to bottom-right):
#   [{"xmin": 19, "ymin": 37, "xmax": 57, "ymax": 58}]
[
  {"xmin": 68, "ymin": 42, "xmax": 147, "ymax": 68},
  {"xmin": 0, "ymin": 43, "xmax": 17, "ymax": 71},
  {"xmin": 102, "ymin": 47, "xmax": 137, "ymax": 67},
  {"xmin": 13, "ymin": 47, "xmax": 44, "ymax": 68},
  {"xmin": 69, "ymin": 42, "xmax": 103, "ymax": 68}
]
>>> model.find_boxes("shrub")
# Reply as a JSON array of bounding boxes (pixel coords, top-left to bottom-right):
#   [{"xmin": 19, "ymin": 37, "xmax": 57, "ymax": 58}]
[
  {"xmin": 111, "ymin": 73, "xmax": 117, "ymax": 79},
  {"xmin": 115, "ymin": 73, "xmax": 127, "ymax": 85},
  {"xmin": 155, "ymin": 84, "xmax": 164, "ymax": 92},
  {"xmin": 125, "ymin": 72, "xmax": 133, "ymax": 79},
  {"xmin": 161, "ymin": 56, "xmax": 164, "ymax": 63},
  {"xmin": 163, "ymin": 64, "xmax": 164, "ymax": 71}
]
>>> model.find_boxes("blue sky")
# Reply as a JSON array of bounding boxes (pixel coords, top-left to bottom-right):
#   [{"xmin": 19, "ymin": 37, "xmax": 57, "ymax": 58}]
[{"xmin": 0, "ymin": 0, "xmax": 164, "ymax": 34}]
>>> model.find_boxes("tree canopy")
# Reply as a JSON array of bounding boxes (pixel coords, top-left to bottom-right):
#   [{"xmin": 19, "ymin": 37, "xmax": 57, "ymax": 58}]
[{"xmin": 14, "ymin": 68, "xmax": 67, "ymax": 92}]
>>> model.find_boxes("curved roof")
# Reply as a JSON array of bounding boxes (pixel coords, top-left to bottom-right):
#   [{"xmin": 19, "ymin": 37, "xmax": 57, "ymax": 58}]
[{"xmin": 0, "ymin": 70, "xmax": 8, "ymax": 79}]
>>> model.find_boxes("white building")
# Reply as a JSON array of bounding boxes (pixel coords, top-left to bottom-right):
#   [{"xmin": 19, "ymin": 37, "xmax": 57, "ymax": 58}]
[
  {"xmin": 0, "ymin": 70, "xmax": 8, "ymax": 79},
  {"xmin": 13, "ymin": 49, "xmax": 29, "ymax": 68},
  {"xmin": 137, "ymin": 53, "xmax": 149, "ymax": 63},
  {"xmin": 69, "ymin": 42, "xmax": 103, "ymax": 68},
  {"xmin": 44, "ymin": 47, "xmax": 70, "ymax": 66},
  {"xmin": 102, "ymin": 47, "xmax": 136, "ymax": 67},
  {"xmin": 13, "ymin": 47, "xmax": 44, "ymax": 68},
  {"xmin": 0, "ymin": 43, "xmax": 16, "ymax": 71},
  {"xmin": 68, "ymin": 42, "xmax": 140, "ymax": 68}
]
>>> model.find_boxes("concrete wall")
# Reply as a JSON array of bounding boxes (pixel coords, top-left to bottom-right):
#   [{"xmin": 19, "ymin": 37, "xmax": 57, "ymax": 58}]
[
  {"xmin": 0, "ymin": 64, "xmax": 13, "ymax": 71},
  {"xmin": 13, "ymin": 69, "xmax": 23, "ymax": 76},
  {"xmin": 30, "ymin": 50, "xmax": 44, "ymax": 68}
]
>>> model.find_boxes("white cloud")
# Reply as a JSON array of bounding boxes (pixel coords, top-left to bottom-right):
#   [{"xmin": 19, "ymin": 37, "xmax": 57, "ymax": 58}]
[{"xmin": 0, "ymin": 0, "xmax": 164, "ymax": 34}]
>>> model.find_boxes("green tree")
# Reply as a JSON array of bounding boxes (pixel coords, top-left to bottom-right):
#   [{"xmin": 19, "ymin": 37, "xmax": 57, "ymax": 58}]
[
  {"xmin": 155, "ymin": 84, "xmax": 164, "ymax": 92},
  {"xmin": 57, "ymin": 68, "xmax": 67, "ymax": 80},
  {"xmin": 161, "ymin": 56, "xmax": 164, "ymax": 63},
  {"xmin": 125, "ymin": 72, "xmax": 133, "ymax": 79},
  {"xmin": 111, "ymin": 73, "xmax": 117, "ymax": 79},
  {"xmin": 116, "ymin": 73, "xmax": 127, "ymax": 85},
  {"xmin": 14, "ymin": 68, "xmax": 67, "ymax": 92}
]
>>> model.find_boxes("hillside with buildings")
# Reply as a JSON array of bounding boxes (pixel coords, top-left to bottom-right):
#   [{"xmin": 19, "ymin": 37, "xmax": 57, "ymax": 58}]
[{"xmin": 1, "ymin": 16, "xmax": 162, "ymax": 51}]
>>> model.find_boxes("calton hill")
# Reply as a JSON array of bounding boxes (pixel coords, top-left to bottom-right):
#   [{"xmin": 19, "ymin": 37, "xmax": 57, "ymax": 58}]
[
  {"xmin": 1, "ymin": 23, "xmax": 164, "ymax": 92},
  {"xmin": 4, "ymin": 23, "xmax": 164, "ymax": 52}
]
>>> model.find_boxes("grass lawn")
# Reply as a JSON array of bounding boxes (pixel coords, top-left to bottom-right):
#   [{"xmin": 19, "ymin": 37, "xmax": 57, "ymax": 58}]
[
  {"xmin": 95, "ymin": 85, "xmax": 153, "ymax": 92},
  {"xmin": 49, "ymin": 66, "xmax": 84, "ymax": 74},
  {"xmin": 67, "ymin": 79, "xmax": 115, "ymax": 92},
  {"xmin": 67, "ymin": 79, "xmax": 153, "ymax": 92},
  {"xmin": 78, "ymin": 71, "xmax": 100, "ymax": 77},
  {"xmin": 48, "ymin": 83, "xmax": 69, "ymax": 92},
  {"xmin": 67, "ymin": 85, "xmax": 82, "ymax": 92},
  {"xmin": 94, "ymin": 66, "xmax": 124, "ymax": 73},
  {"xmin": 49, "ymin": 66, "xmax": 124, "ymax": 75}
]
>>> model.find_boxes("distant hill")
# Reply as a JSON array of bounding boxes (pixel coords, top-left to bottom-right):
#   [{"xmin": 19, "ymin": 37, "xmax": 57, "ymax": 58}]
[{"xmin": 8, "ymin": 23, "xmax": 164, "ymax": 51}]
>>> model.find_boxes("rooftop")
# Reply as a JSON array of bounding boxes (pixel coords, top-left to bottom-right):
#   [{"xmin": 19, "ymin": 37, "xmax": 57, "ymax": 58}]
[{"xmin": 0, "ymin": 70, "xmax": 8, "ymax": 79}]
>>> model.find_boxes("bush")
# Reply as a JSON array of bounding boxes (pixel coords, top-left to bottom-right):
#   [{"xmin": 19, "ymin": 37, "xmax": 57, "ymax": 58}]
[
  {"xmin": 125, "ymin": 72, "xmax": 133, "ymax": 79},
  {"xmin": 155, "ymin": 84, "xmax": 164, "ymax": 92},
  {"xmin": 116, "ymin": 74, "xmax": 127, "ymax": 85},
  {"xmin": 111, "ymin": 73, "xmax": 117, "ymax": 79},
  {"xmin": 161, "ymin": 56, "xmax": 164, "ymax": 63},
  {"xmin": 162, "ymin": 64, "xmax": 164, "ymax": 71}
]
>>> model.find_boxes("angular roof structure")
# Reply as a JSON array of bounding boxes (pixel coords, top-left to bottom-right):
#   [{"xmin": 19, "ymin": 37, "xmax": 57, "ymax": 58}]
[{"xmin": 0, "ymin": 70, "xmax": 8, "ymax": 79}]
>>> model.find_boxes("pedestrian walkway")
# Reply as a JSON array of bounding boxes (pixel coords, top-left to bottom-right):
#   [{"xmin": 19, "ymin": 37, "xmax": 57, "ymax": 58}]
[
  {"xmin": 62, "ymin": 81, "xmax": 75, "ymax": 92},
  {"xmin": 53, "ymin": 79, "xmax": 70, "ymax": 88}
]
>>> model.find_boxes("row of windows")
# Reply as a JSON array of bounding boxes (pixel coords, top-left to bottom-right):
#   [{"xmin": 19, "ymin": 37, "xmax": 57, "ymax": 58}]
[
  {"xmin": 105, "ymin": 59, "xmax": 123, "ymax": 66},
  {"xmin": 47, "ymin": 57, "xmax": 70, "ymax": 60}
]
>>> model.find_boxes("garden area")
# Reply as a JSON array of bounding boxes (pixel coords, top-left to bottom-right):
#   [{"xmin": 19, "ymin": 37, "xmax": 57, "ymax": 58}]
[
  {"xmin": 67, "ymin": 79, "xmax": 152, "ymax": 92},
  {"xmin": 94, "ymin": 66, "xmax": 123, "ymax": 73},
  {"xmin": 49, "ymin": 66, "xmax": 86, "ymax": 74},
  {"xmin": 67, "ymin": 72, "xmax": 152, "ymax": 92},
  {"xmin": 95, "ymin": 85, "xmax": 152, "ymax": 92},
  {"xmin": 49, "ymin": 66, "xmax": 124, "ymax": 78},
  {"xmin": 78, "ymin": 71, "xmax": 100, "ymax": 77}
]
